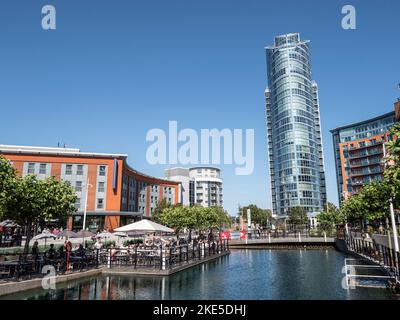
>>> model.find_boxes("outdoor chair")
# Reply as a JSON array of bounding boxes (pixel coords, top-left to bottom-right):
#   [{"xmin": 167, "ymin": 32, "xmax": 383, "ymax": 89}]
[{"xmin": 0, "ymin": 264, "xmax": 11, "ymax": 279}]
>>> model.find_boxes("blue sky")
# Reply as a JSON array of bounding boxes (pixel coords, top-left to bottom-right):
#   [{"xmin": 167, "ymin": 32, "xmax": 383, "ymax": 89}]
[{"xmin": 1, "ymin": 0, "xmax": 399, "ymax": 215}]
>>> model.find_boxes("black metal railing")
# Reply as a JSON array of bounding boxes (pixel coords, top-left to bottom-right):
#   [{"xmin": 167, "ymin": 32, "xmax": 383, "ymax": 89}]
[
  {"xmin": 243, "ymin": 229, "xmax": 333, "ymax": 240},
  {"xmin": 105, "ymin": 239, "xmax": 229, "ymax": 270},
  {"xmin": 344, "ymin": 233, "xmax": 400, "ymax": 282},
  {"xmin": 0, "ymin": 250, "xmax": 100, "ymax": 281}
]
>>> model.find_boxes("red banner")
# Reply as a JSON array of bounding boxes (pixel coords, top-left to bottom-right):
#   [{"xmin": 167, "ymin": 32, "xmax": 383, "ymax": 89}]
[{"xmin": 240, "ymin": 229, "xmax": 246, "ymax": 239}]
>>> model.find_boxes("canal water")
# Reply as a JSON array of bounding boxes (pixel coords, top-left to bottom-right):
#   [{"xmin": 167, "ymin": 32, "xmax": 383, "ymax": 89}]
[{"xmin": 1, "ymin": 249, "xmax": 396, "ymax": 300}]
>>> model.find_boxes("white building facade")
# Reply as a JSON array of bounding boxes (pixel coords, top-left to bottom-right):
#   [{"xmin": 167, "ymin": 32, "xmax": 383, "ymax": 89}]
[{"xmin": 165, "ymin": 166, "xmax": 223, "ymax": 208}]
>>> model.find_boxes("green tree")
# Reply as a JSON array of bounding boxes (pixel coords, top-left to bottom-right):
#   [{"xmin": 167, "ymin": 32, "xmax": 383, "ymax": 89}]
[
  {"xmin": 3, "ymin": 175, "xmax": 77, "ymax": 253},
  {"xmin": 160, "ymin": 206, "xmax": 187, "ymax": 239},
  {"xmin": 0, "ymin": 156, "xmax": 18, "ymax": 219},
  {"xmin": 152, "ymin": 198, "xmax": 172, "ymax": 223},
  {"xmin": 317, "ymin": 202, "xmax": 343, "ymax": 236},
  {"xmin": 238, "ymin": 204, "xmax": 272, "ymax": 227},
  {"xmin": 287, "ymin": 206, "xmax": 308, "ymax": 231},
  {"xmin": 384, "ymin": 123, "xmax": 400, "ymax": 205},
  {"xmin": 160, "ymin": 205, "xmax": 230, "ymax": 241}
]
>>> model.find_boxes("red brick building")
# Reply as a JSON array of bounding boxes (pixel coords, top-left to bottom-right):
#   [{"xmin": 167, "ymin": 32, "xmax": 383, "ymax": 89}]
[{"xmin": 0, "ymin": 145, "xmax": 180, "ymax": 231}]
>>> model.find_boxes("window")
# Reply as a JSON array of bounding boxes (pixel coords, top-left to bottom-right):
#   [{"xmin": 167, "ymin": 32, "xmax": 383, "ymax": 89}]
[
  {"xmin": 77, "ymin": 165, "xmax": 84, "ymax": 175},
  {"xmin": 27, "ymin": 163, "xmax": 35, "ymax": 174},
  {"xmin": 39, "ymin": 163, "xmax": 47, "ymax": 174},
  {"xmin": 75, "ymin": 198, "xmax": 81, "ymax": 209},
  {"xmin": 99, "ymin": 166, "xmax": 106, "ymax": 176},
  {"xmin": 97, "ymin": 198, "xmax": 104, "ymax": 209},
  {"xmin": 75, "ymin": 181, "xmax": 82, "ymax": 192},
  {"xmin": 98, "ymin": 182, "xmax": 105, "ymax": 192},
  {"xmin": 65, "ymin": 164, "xmax": 72, "ymax": 175}
]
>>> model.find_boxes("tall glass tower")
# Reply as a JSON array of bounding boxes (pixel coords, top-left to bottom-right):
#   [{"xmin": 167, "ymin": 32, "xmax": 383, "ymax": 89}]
[{"xmin": 265, "ymin": 33, "xmax": 326, "ymax": 217}]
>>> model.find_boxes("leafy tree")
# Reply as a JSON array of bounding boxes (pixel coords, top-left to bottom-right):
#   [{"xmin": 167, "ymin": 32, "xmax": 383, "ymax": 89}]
[
  {"xmin": 317, "ymin": 202, "xmax": 344, "ymax": 236},
  {"xmin": 2, "ymin": 175, "xmax": 77, "ymax": 253},
  {"xmin": 152, "ymin": 198, "xmax": 172, "ymax": 223},
  {"xmin": 160, "ymin": 205, "xmax": 230, "ymax": 241},
  {"xmin": 287, "ymin": 206, "xmax": 308, "ymax": 231},
  {"xmin": 0, "ymin": 156, "xmax": 18, "ymax": 219},
  {"xmin": 238, "ymin": 204, "xmax": 272, "ymax": 227},
  {"xmin": 160, "ymin": 206, "xmax": 187, "ymax": 239},
  {"xmin": 384, "ymin": 123, "xmax": 400, "ymax": 203},
  {"xmin": 340, "ymin": 181, "xmax": 391, "ymax": 229}
]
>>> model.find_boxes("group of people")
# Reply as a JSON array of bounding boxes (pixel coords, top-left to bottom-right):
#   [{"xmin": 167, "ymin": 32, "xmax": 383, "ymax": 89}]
[{"xmin": 30, "ymin": 238, "xmax": 88, "ymax": 261}]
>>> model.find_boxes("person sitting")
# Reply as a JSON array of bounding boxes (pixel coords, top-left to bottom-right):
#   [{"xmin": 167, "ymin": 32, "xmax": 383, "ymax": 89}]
[
  {"xmin": 46, "ymin": 244, "xmax": 56, "ymax": 260},
  {"xmin": 57, "ymin": 245, "xmax": 65, "ymax": 259},
  {"xmin": 76, "ymin": 244, "xmax": 86, "ymax": 257}
]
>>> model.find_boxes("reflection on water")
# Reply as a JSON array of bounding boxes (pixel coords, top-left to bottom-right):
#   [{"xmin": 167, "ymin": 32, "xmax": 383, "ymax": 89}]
[{"xmin": 2, "ymin": 250, "xmax": 396, "ymax": 300}]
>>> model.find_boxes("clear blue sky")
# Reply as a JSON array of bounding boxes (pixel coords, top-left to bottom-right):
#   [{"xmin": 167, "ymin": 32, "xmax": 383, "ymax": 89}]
[{"xmin": 1, "ymin": 0, "xmax": 399, "ymax": 215}]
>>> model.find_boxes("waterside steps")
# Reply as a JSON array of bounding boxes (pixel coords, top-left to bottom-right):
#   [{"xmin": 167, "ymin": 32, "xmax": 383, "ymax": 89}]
[{"xmin": 344, "ymin": 259, "xmax": 397, "ymax": 289}]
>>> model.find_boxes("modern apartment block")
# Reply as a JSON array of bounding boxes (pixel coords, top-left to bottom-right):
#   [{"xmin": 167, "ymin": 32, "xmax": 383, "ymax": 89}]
[
  {"xmin": 265, "ymin": 33, "xmax": 326, "ymax": 217},
  {"xmin": 165, "ymin": 166, "xmax": 223, "ymax": 208},
  {"xmin": 0, "ymin": 145, "xmax": 180, "ymax": 231},
  {"xmin": 330, "ymin": 100, "xmax": 400, "ymax": 204}
]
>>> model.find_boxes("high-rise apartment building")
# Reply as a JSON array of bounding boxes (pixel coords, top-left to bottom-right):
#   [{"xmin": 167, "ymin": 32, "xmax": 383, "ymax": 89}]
[
  {"xmin": 265, "ymin": 33, "xmax": 326, "ymax": 216},
  {"xmin": 330, "ymin": 101, "xmax": 400, "ymax": 205},
  {"xmin": 165, "ymin": 166, "xmax": 223, "ymax": 208}
]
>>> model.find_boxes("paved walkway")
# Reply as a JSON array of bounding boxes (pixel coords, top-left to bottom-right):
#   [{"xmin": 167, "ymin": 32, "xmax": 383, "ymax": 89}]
[{"xmin": 230, "ymin": 237, "xmax": 334, "ymax": 246}]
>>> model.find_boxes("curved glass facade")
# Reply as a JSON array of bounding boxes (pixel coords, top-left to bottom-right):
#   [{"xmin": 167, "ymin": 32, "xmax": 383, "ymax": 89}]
[{"xmin": 265, "ymin": 33, "xmax": 326, "ymax": 216}]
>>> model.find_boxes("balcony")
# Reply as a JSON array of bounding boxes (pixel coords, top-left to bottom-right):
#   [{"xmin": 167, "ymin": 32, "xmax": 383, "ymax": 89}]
[
  {"xmin": 349, "ymin": 167, "xmax": 384, "ymax": 178},
  {"xmin": 347, "ymin": 148, "xmax": 383, "ymax": 160},
  {"xmin": 348, "ymin": 140, "xmax": 384, "ymax": 151},
  {"xmin": 349, "ymin": 158, "xmax": 382, "ymax": 168}
]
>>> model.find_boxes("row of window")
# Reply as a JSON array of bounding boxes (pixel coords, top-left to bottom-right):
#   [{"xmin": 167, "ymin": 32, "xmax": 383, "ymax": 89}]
[{"xmin": 26, "ymin": 163, "xmax": 107, "ymax": 176}]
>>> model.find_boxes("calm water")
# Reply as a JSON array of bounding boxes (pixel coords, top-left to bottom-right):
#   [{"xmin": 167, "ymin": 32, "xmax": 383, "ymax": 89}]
[{"xmin": 2, "ymin": 249, "xmax": 396, "ymax": 300}]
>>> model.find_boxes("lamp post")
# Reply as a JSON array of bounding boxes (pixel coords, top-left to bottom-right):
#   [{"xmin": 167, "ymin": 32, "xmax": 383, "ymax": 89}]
[
  {"xmin": 82, "ymin": 178, "xmax": 93, "ymax": 231},
  {"xmin": 383, "ymin": 143, "xmax": 399, "ymax": 252}
]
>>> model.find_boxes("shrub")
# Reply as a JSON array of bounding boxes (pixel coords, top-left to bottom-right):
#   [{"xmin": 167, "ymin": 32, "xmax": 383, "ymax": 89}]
[
  {"xmin": 123, "ymin": 239, "xmax": 143, "ymax": 246},
  {"xmin": 103, "ymin": 240, "xmax": 116, "ymax": 248}
]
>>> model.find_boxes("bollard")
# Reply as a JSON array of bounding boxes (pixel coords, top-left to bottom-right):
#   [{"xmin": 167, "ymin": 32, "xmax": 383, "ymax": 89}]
[
  {"xmin": 324, "ymin": 232, "xmax": 327, "ymax": 243},
  {"xmin": 161, "ymin": 251, "xmax": 166, "ymax": 270},
  {"xmin": 268, "ymin": 233, "xmax": 271, "ymax": 244},
  {"xmin": 298, "ymin": 232, "xmax": 301, "ymax": 243}
]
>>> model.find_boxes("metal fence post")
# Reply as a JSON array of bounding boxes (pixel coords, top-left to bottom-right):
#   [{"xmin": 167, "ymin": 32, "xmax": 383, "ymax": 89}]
[{"xmin": 160, "ymin": 244, "xmax": 165, "ymax": 270}]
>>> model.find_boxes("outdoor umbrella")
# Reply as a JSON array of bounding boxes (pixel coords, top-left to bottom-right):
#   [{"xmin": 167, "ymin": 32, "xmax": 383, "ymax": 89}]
[
  {"xmin": 57, "ymin": 229, "xmax": 78, "ymax": 238},
  {"xmin": 76, "ymin": 230, "xmax": 95, "ymax": 238},
  {"xmin": 113, "ymin": 231, "xmax": 128, "ymax": 245},
  {"xmin": 0, "ymin": 220, "xmax": 19, "ymax": 228},
  {"xmin": 114, "ymin": 219, "xmax": 175, "ymax": 233},
  {"xmin": 32, "ymin": 231, "xmax": 57, "ymax": 248},
  {"xmin": 95, "ymin": 231, "xmax": 113, "ymax": 239},
  {"xmin": 113, "ymin": 231, "xmax": 128, "ymax": 237},
  {"xmin": 76, "ymin": 230, "xmax": 96, "ymax": 247}
]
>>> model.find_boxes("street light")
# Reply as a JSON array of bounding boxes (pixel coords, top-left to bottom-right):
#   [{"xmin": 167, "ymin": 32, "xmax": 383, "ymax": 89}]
[
  {"xmin": 82, "ymin": 178, "xmax": 93, "ymax": 231},
  {"xmin": 383, "ymin": 143, "xmax": 399, "ymax": 252}
]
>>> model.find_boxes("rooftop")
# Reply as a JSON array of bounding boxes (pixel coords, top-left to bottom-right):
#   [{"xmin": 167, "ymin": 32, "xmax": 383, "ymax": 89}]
[
  {"xmin": 0, "ymin": 144, "xmax": 128, "ymax": 159},
  {"xmin": 330, "ymin": 111, "xmax": 395, "ymax": 133}
]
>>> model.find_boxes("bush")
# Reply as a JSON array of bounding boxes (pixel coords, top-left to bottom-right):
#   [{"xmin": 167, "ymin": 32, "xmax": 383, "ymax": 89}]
[
  {"xmin": 85, "ymin": 240, "xmax": 95, "ymax": 248},
  {"xmin": 103, "ymin": 240, "xmax": 116, "ymax": 248},
  {"xmin": 0, "ymin": 244, "xmax": 62, "ymax": 255},
  {"xmin": 123, "ymin": 239, "xmax": 143, "ymax": 246}
]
